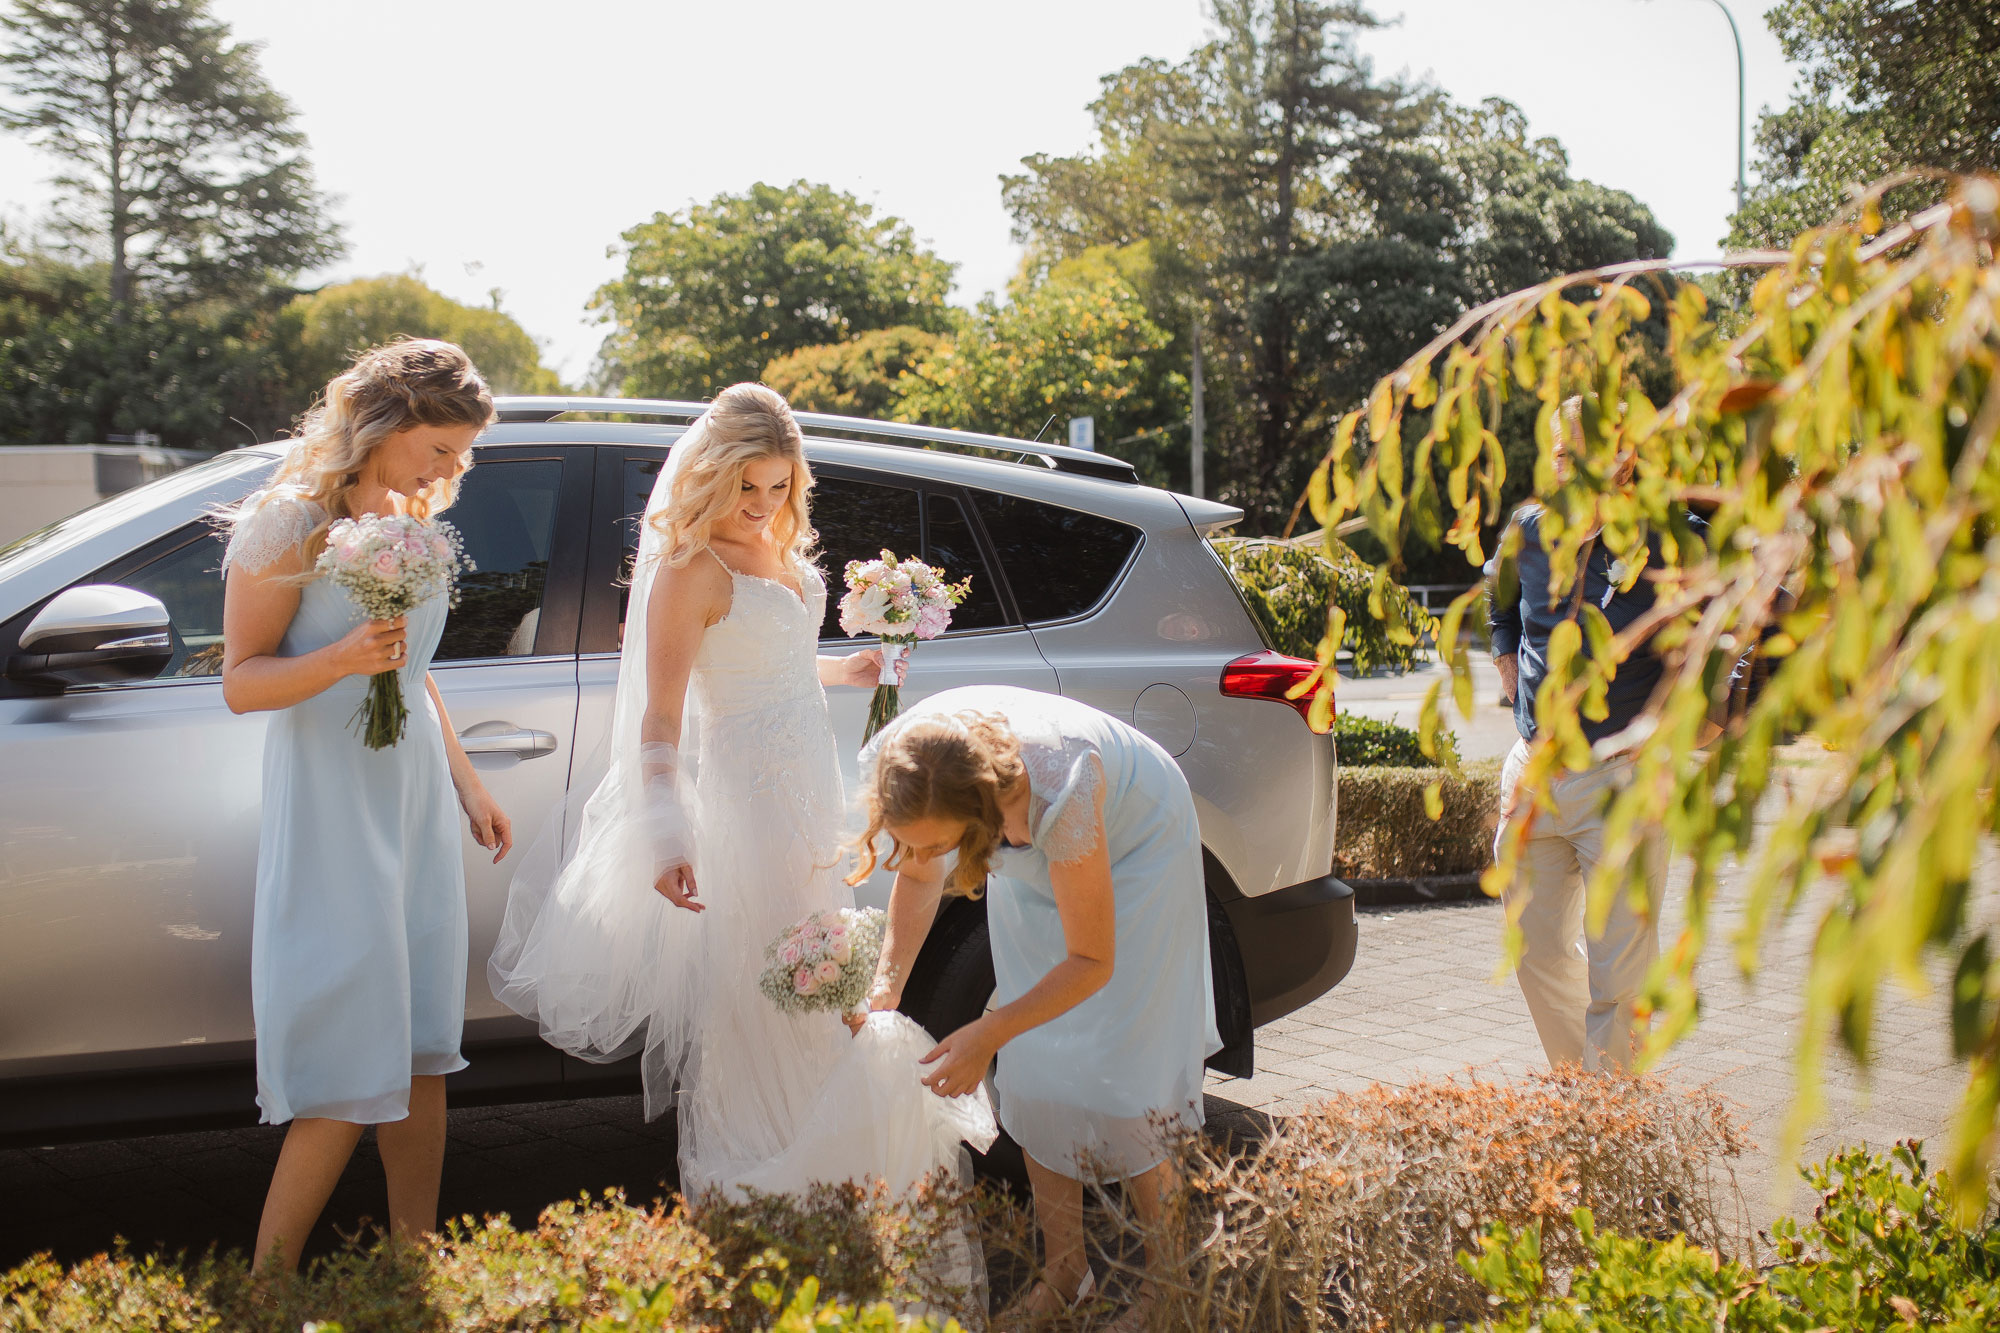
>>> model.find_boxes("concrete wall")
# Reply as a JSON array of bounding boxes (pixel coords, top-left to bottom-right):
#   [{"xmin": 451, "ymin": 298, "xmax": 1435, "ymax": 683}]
[{"xmin": 0, "ymin": 446, "xmax": 204, "ymax": 548}]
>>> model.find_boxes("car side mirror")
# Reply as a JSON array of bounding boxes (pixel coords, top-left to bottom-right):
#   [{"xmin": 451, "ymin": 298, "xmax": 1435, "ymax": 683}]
[{"xmin": 6, "ymin": 584, "xmax": 175, "ymax": 690}]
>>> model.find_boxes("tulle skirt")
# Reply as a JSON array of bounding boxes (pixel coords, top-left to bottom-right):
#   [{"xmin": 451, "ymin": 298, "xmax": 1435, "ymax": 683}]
[{"xmin": 491, "ymin": 693, "xmax": 992, "ymax": 1199}]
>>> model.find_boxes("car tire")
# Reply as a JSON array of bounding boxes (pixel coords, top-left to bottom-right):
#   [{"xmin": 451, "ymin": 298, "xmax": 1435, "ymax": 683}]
[{"xmin": 896, "ymin": 894, "xmax": 1030, "ymax": 1189}]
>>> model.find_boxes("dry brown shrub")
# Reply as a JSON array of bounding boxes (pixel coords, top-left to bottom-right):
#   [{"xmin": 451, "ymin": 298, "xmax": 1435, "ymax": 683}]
[
  {"xmin": 0, "ymin": 1075, "xmax": 1747, "ymax": 1332},
  {"xmin": 982, "ymin": 1070, "xmax": 1750, "ymax": 1332}
]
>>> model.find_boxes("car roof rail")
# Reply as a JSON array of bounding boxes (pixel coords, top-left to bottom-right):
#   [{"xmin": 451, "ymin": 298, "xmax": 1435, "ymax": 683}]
[{"xmin": 492, "ymin": 395, "xmax": 1140, "ymax": 484}]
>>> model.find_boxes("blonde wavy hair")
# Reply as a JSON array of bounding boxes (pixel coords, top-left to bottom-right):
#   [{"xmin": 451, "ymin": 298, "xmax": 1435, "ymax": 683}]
[
  {"xmin": 847, "ymin": 711, "xmax": 1025, "ymax": 899},
  {"xmin": 252, "ymin": 338, "xmax": 494, "ymax": 550},
  {"xmin": 650, "ymin": 383, "xmax": 815, "ymax": 568}
]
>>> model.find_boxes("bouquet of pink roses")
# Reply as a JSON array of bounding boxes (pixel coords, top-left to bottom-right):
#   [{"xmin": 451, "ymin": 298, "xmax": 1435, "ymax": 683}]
[
  {"xmin": 757, "ymin": 907, "xmax": 886, "ymax": 1016},
  {"xmin": 839, "ymin": 550, "xmax": 970, "ymax": 742},
  {"xmin": 314, "ymin": 513, "xmax": 469, "ymax": 749}
]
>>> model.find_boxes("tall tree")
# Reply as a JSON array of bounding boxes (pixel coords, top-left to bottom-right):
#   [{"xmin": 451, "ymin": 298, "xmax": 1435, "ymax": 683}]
[
  {"xmin": 280, "ymin": 273, "xmax": 563, "ymax": 399},
  {"xmin": 592, "ymin": 180, "xmax": 956, "ymax": 399},
  {"xmin": 897, "ymin": 244, "xmax": 1188, "ymax": 488},
  {"xmin": 1006, "ymin": 2, "xmax": 1669, "ymax": 532},
  {"xmin": 1729, "ymin": 0, "xmax": 2000, "ymax": 250},
  {"xmin": 0, "ymin": 232, "xmax": 292, "ymax": 447},
  {"xmin": 761, "ymin": 325, "xmax": 942, "ymax": 420},
  {"xmin": 0, "ymin": 0, "xmax": 343, "ymax": 310}
]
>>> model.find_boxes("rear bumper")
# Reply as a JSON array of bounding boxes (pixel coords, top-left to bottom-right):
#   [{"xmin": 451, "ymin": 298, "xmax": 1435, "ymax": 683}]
[{"xmin": 1222, "ymin": 875, "xmax": 1357, "ymax": 1026}]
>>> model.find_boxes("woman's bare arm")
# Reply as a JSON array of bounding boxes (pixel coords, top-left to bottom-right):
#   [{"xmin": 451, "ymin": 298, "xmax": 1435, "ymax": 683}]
[
  {"xmin": 221, "ymin": 550, "xmax": 406, "ymax": 715},
  {"xmin": 638, "ymin": 555, "xmax": 730, "ymax": 910},
  {"xmin": 860, "ymin": 846, "xmax": 950, "ymax": 1025},
  {"xmin": 919, "ymin": 759, "xmax": 1115, "ymax": 1096},
  {"xmin": 424, "ymin": 673, "xmax": 513, "ymax": 863}
]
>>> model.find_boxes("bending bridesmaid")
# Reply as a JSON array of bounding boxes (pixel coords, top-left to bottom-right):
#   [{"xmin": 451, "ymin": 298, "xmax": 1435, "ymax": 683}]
[
  {"xmin": 853, "ymin": 685, "xmax": 1219, "ymax": 1330},
  {"xmin": 220, "ymin": 339, "xmax": 513, "ymax": 1272}
]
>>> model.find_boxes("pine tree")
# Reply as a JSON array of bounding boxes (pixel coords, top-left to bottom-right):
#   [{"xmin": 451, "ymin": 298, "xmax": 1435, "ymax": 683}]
[{"xmin": 0, "ymin": 0, "xmax": 343, "ymax": 310}]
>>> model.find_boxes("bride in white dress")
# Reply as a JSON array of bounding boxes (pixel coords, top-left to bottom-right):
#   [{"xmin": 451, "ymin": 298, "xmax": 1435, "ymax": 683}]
[{"xmin": 489, "ymin": 383, "xmax": 992, "ymax": 1201}]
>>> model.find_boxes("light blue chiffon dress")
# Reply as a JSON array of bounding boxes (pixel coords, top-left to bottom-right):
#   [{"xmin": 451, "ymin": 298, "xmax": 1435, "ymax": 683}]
[
  {"xmin": 225, "ymin": 488, "xmax": 468, "ymax": 1125},
  {"xmin": 889, "ymin": 685, "xmax": 1220, "ymax": 1179}
]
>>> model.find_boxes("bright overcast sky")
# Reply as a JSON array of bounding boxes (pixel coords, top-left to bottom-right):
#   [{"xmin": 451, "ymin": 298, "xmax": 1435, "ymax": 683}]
[{"xmin": 0, "ymin": 1, "xmax": 1794, "ymax": 384}]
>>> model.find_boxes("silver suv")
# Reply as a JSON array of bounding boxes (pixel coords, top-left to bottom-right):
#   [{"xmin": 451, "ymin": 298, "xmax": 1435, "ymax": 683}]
[{"xmin": 0, "ymin": 398, "xmax": 1353, "ymax": 1144}]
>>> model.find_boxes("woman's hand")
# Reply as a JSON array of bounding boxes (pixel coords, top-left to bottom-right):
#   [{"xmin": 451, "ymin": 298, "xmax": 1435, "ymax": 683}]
[
  {"xmin": 826, "ymin": 648, "xmax": 907, "ymax": 690},
  {"xmin": 843, "ymin": 971, "xmax": 903, "ymax": 1034},
  {"xmin": 325, "ymin": 616, "xmax": 408, "ymax": 678},
  {"xmin": 654, "ymin": 863, "xmax": 703, "ymax": 913},
  {"xmin": 457, "ymin": 779, "xmax": 514, "ymax": 863},
  {"xmin": 918, "ymin": 1015, "xmax": 1002, "ymax": 1097}
]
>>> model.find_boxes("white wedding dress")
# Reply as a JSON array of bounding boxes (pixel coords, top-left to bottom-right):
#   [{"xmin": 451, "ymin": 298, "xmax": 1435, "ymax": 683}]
[{"xmin": 488, "ymin": 439, "xmax": 993, "ymax": 1202}]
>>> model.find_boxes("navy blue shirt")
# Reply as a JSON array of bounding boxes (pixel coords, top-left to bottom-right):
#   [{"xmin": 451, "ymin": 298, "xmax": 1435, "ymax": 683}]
[{"xmin": 1485, "ymin": 505, "xmax": 1707, "ymax": 744}]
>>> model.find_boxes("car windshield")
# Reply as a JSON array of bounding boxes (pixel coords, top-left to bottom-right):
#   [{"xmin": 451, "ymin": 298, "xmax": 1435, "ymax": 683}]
[{"xmin": 0, "ymin": 450, "xmax": 274, "ymax": 583}]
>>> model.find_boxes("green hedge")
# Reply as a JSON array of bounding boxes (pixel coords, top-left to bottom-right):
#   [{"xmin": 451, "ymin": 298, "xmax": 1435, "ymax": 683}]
[
  {"xmin": 0, "ymin": 1188, "xmax": 967, "ymax": 1333},
  {"xmin": 1455, "ymin": 1142, "xmax": 2000, "ymax": 1331},
  {"xmin": 1212, "ymin": 535, "xmax": 1436, "ymax": 674},
  {"xmin": 1334, "ymin": 713, "xmax": 1461, "ymax": 767},
  {"xmin": 1335, "ymin": 758, "xmax": 1502, "ymax": 880}
]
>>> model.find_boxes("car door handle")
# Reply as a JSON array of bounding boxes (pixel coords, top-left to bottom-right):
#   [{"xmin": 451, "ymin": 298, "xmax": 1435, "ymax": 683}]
[{"xmin": 456, "ymin": 723, "xmax": 558, "ymax": 759}]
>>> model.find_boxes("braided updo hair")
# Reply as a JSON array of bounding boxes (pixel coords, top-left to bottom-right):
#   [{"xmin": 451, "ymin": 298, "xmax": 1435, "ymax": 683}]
[
  {"xmin": 260, "ymin": 337, "xmax": 495, "ymax": 551},
  {"xmin": 848, "ymin": 711, "xmax": 1026, "ymax": 899}
]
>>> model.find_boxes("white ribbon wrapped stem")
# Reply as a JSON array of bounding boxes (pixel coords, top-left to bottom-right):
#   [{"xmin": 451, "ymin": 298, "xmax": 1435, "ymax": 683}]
[
  {"xmin": 639, "ymin": 740, "xmax": 692, "ymax": 880},
  {"xmin": 878, "ymin": 639, "xmax": 910, "ymax": 686}
]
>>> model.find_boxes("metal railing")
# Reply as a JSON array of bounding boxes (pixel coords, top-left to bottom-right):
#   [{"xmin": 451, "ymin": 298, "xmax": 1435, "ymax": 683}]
[{"xmin": 1404, "ymin": 583, "xmax": 1480, "ymax": 614}]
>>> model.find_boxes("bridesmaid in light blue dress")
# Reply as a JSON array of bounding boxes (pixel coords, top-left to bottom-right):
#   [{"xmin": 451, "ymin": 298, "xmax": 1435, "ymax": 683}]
[
  {"xmin": 857, "ymin": 684, "xmax": 1218, "ymax": 1328},
  {"xmin": 220, "ymin": 339, "xmax": 511, "ymax": 1272}
]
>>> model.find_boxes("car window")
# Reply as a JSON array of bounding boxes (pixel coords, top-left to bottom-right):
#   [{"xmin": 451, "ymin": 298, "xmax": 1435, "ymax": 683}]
[
  {"xmin": 617, "ymin": 455, "xmax": 664, "ymax": 627},
  {"xmin": 922, "ymin": 492, "xmax": 1007, "ymax": 631},
  {"xmin": 810, "ymin": 475, "xmax": 924, "ymax": 640},
  {"xmin": 435, "ymin": 458, "xmax": 563, "ymax": 661},
  {"xmin": 93, "ymin": 525, "xmax": 230, "ymax": 680},
  {"xmin": 970, "ymin": 491, "xmax": 1142, "ymax": 624}
]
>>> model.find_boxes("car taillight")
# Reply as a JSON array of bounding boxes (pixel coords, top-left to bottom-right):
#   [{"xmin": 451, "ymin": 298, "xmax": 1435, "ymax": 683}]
[{"xmin": 1220, "ymin": 651, "xmax": 1333, "ymax": 733}]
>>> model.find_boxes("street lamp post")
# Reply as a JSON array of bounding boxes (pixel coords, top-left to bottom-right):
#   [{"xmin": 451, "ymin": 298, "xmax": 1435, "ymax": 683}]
[
  {"xmin": 1643, "ymin": 0, "xmax": 1748, "ymax": 215},
  {"xmin": 1709, "ymin": 0, "xmax": 1748, "ymax": 215}
]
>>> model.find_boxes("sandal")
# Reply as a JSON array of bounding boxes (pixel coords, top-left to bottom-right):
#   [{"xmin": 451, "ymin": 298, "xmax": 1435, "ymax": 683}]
[
  {"xmin": 995, "ymin": 1268, "xmax": 1096, "ymax": 1328},
  {"xmin": 1099, "ymin": 1283, "xmax": 1159, "ymax": 1333}
]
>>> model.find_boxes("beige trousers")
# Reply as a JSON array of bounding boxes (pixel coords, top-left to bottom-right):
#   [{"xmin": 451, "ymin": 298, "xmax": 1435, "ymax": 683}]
[{"xmin": 1495, "ymin": 739, "xmax": 1666, "ymax": 1072}]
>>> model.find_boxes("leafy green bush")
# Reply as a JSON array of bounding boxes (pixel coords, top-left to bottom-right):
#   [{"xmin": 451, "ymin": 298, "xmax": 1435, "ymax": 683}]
[
  {"xmin": 1335, "ymin": 758, "xmax": 1500, "ymax": 880},
  {"xmin": 1212, "ymin": 535, "xmax": 1435, "ymax": 673},
  {"xmin": 1334, "ymin": 713, "xmax": 1460, "ymax": 767},
  {"xmin": 0, "ymin": 1187, "xmax": 970, "ymax": 1333},
  {"xmin": 1454, "ymin": 1141, "xmax": 2000, "ymax": 1332}
]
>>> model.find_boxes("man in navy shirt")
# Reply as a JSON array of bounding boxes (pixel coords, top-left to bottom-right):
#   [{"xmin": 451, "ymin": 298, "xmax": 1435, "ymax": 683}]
[{"xmin": 1484, "ymin": 399, "xmax": 1706, "ymax": 1072}]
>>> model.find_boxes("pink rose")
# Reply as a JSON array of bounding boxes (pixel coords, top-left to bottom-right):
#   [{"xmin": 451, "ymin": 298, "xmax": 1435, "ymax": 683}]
[
  {"xmin": 371, "ymin": 550, "xmax": 403, "ymax": 579},
  {"xmin": 794, "ymin": 965, "xmax": 816, "ymax": 995},
  {"xmin": 813, "ymin": 959, "xmax": 841, "ymax": 986},
  {"xmin": 430, "ymin": 536, "xmax": 450, "ymax": 558},
  {"xmin": 781, "ymin": 940, "xmax": 804, "ymax": 966},
  {"xmin": 336, "ymin": 538, "xmax": 362, "ymax": 562},
  {"xmin": 829, "ymin": 937, "xmax": 853, "ymax": 966}
]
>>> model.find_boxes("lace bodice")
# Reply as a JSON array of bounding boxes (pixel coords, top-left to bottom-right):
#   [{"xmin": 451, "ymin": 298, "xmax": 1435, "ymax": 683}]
[
  {"xmin": 223, "ymin": 486, "xmax": 324, "ymax": 575},
  {"xmin": 691, "ymin": 560, "xmax": 828, "ymax": 717}
]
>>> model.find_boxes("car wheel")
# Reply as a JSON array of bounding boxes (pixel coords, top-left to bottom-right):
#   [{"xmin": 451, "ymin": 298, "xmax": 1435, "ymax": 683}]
[{"xmin": 896, "ymin": 894, "xmax": 1030, "ymax": 1189}]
